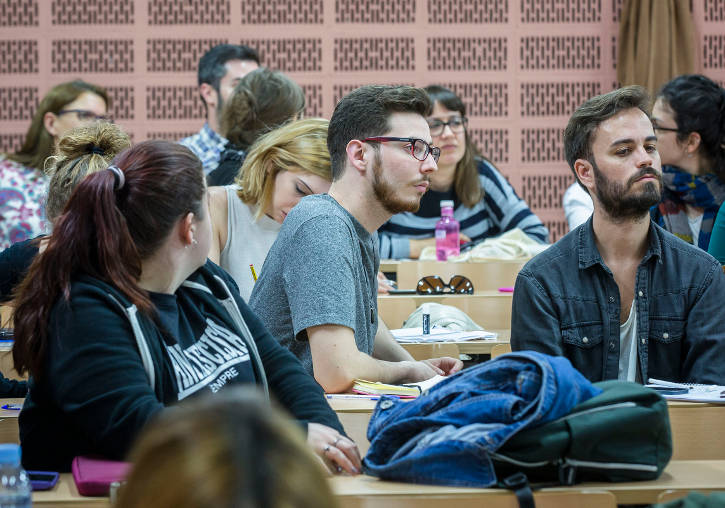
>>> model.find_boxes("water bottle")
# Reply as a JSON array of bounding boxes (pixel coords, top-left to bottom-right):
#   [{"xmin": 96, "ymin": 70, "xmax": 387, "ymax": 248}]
[
  {"xmin": 435, "ymin": 200, "xmax": 460, "ymax": 261},
  {"xmin": 0, "ymin": 444, "xmax": 31, "ymax": 508}
]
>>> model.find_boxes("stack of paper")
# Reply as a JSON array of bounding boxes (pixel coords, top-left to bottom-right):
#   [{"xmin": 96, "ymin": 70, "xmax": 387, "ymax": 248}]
[
  {"xmin": 391, "ymin": 327, "xmax": 497, "ymax": 343},
  {"xmin": 646, "ymin": 378, "xmax": 725, "ymax": 403},
  {"xmin": 351, "ymin": 375, "xmax": 447, "ymax": 398}
]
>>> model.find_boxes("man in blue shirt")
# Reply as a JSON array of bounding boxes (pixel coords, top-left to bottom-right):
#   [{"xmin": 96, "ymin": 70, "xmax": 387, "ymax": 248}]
[
  {"xmin": 180, "ymin": 44, "xmax": 259, "ymax": 174},
  {"xmin": 511, "ymin": 85, "xmax": 725, "ymax": 384}
]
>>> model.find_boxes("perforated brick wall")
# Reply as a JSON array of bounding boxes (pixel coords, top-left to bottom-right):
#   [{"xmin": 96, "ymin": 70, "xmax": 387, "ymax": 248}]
[{"xmin": 1, "ymin": 0, "xmax": 722, "ymax": 242}]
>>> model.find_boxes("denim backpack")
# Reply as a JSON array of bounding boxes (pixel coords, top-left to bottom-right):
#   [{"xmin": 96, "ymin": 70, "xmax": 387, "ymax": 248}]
[{"xmin": 493, "ymin": 380, "xmax": 672, "ymax": 505}]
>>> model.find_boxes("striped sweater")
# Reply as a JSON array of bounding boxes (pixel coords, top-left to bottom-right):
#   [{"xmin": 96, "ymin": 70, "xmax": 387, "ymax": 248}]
[{"xmin": 378, "ymin": 158, "xmax": 549, "ymax": 259}]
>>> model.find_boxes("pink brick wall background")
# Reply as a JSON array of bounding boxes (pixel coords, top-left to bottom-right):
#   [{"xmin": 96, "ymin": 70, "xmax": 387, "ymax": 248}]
[{"xmin": 2, "ymin": 0, "xmax": 724, "ymax": 240}]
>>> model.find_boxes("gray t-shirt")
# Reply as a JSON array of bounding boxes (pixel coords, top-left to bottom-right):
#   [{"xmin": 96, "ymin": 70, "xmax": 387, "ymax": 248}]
[{"xmin": 249, "ymin": 194, "xmax": 379, "ymax": 374}]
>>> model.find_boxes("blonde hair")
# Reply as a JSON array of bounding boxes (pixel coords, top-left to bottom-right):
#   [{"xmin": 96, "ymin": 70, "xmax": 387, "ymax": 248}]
[
  {"xmin": 115, "ymin": 387, "xmax": 338, "ymax": 508},
  {"xmin": 44, "ymin": 122, "xmax": 131, "ymax": 221},
  {"xmin": 236, "ymin": 118, "xmax": 331, "ymax": 220}
]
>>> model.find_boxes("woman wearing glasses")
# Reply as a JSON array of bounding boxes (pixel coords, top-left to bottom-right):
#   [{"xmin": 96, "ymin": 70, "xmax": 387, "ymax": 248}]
[
  {"xmin": 377, "ymin": 85, "xmax": 548, "ymax": 259},
  {"xmin": 649, "ymin": 74, "xmax": 725, "ymax": 252},
  {"xmin": 0, "ymin": 80, "xmax": 109, "ymax": 250}
]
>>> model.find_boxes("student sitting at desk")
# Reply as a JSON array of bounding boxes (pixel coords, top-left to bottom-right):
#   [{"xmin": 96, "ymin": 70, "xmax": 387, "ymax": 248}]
[
  {"xmin": 249, "ymin": 85, "xmax": 463, "ymax": 393},
  {"xmin": 11, "ymin": 141, "xmax": 360, "ymax": 473},
  {"xmin": 208, "ymin": 118, "xmax": 332, "ymax": 301},
  {"xmin": 511, "ymin": 86, "xmax": 725, "ymax": 384},
  {"xmin": 377, "ymin": 85, "xmax": 548, "ymax": 259}
]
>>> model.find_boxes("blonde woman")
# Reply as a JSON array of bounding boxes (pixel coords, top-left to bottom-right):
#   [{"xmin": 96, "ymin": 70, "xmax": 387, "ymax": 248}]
[{"xmin": 208, "ymin": 118, "xmax": 332, "ymax": 300}]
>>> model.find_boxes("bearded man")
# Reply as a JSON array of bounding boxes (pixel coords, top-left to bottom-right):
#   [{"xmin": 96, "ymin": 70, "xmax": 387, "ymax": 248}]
[
  {"xmin": 511, "ymin": 85, "xmax": 725, "ymax": 384},
  {"xmin": 249, "ymin": 85, "xmax": 463, "ymax": 393}
]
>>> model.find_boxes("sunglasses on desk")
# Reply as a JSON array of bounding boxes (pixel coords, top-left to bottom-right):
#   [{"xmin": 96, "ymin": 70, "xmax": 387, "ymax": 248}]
[{"xmin": 387, "ymin": 275, "xmax": 474, "ymax": 295}]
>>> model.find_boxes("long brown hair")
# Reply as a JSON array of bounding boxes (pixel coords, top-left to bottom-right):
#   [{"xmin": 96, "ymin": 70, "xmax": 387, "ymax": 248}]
[
  {"xmin": 220, "ymin": 68, "xmax": 305, "ymax": 151},
  {"xmin": 7, "ymin": 80, "xmax": 108, "ymax": 170},
  {"xmin": 45, "ymin": 122, "xmax": 131, "ymax": 221},
  {"xmin": 12, "ymin": 141, "xmax": 204, "ymax": 379},
  {"xmin": 424, "ymin": 85, "xmax": 484, "ymax": 208},
  {"xmin": 116, "ymin": 387, "xmax": 338, "ymax": 508}
]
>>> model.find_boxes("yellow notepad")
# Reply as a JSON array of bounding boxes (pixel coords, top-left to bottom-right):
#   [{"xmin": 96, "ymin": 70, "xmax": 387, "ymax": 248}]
[{"xmin": 351, "ymin": 379, "xmax": 421, "ymax": 398}]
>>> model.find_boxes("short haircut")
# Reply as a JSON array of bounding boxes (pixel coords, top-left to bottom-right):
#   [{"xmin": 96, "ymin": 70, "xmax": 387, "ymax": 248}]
[
  {"xmin": 236, "ymin": 118, "xmax": 331, "ymax": 220},
  {"xmin": 563, "ymin": 85, "xmax": 650, "ymax": 186},
  {"xmin": 327, "ymin": 85, "xmax": 432, "ymax": 180},
  {"xmin": 197, "ymin": 44, "xmax": 260, "ymax": 91}
]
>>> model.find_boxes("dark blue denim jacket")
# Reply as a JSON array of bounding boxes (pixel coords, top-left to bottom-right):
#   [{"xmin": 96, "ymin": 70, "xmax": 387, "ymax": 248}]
[
  {"xmin": 511, "ymin": 218, "xmax": 725, "ymax": 384},
  {"xmin": 363, "ymin": 351, "xmax": 601, "ymax": 487}
]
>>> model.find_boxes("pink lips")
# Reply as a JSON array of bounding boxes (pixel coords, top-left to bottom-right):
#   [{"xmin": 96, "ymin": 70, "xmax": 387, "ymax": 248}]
[{"xmin": 415, "ymin": 181, "xmax": 429, "ymax": 192}]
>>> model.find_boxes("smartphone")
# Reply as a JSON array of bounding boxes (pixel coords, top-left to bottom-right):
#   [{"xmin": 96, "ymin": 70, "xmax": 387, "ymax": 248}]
[
  {"xmin": 386, "ymin": 289, "xmax": 417, "ymax": 295},
  {"xmin": 28, "ymin": 471, "xmax": 59, "ymax": 491}
]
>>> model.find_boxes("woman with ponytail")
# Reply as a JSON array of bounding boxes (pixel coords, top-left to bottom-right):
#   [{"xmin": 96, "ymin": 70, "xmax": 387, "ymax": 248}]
[
  {"xmin": 650, "ymin": 74, "xmax": 725, "ymax": 250},
  {"xmin": 1, "ymin": 122, "xmax": 130, "ymax": 302},
  {"xmin": 12, "ymin": 140, "xmax": 360, "ymax": 473},
  {"xmin": 206, "ymin": 68, "xmax": 306, "ymax": 186}
]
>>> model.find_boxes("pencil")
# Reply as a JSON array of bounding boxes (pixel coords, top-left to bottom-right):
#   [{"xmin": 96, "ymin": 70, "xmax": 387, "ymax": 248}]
[{"xmin": 249, "ymin": 264, "xmax": 258, "ymax": 282}]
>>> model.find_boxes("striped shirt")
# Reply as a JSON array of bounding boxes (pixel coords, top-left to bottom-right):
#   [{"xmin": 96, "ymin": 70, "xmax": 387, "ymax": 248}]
[
  {"xmin": 179, "ymin": 123, "xmax": 228, "ymax": 175},
  {"xmin": 378, "ymin": 158, "xmax": 549, "ymax": 258}
]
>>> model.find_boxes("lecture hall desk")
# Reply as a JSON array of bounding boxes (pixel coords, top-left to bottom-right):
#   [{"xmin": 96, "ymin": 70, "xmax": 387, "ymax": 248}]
[
  {"xmin": 390, "ymin": 259, "xmax": 527, "ymax": 292},
  {"xmin": 30, "ymin": 461, "xmax": 725, "ymax": 506}
]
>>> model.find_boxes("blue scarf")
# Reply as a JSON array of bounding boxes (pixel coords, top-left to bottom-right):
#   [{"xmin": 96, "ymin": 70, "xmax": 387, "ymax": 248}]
[{"xmin": 651, "ymin": 165, "xmax": 725, "ymax": 250}]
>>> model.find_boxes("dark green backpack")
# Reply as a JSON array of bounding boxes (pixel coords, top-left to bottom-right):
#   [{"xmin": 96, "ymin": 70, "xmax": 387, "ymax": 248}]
[{"xmin": 493, "ymin": 380, "xmax": 672, "ymax": 488}]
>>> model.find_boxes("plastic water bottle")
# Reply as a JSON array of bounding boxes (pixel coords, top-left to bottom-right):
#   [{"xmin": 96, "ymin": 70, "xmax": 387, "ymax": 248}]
[
  {"xmin": 435, "ymin": 200, "xmax": 460, "ymax": 261},
  {"xmin": 0, "ymin": 444, "xmax": 31, "ymax": 508}
]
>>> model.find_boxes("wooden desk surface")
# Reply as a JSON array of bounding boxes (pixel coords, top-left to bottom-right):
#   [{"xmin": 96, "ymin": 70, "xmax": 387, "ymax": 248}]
[
  {"xmin": 401, "ymin": 330, "xmax": 510, "ymax": 358},
  {"xmin": 378, "ymin": 292, "xmax": 513, "ymax": 330},
  {"xmin": 0, "ymin": 398, "xmax": 23, "ymax": 444},
  {"xmin": 33, "ymin": 461, "xmax": 725, "ymax": 506}
]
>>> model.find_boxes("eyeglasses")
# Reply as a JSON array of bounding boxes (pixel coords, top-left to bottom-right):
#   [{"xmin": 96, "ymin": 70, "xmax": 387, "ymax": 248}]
[
  {"xmin": 416, "ymin": 275, "xmax": 474, "ymax": 295},
  {"xmin": 651, "ymin": 122, "xmax": 680, "ymax": 133},
  {"xmin": 427, "ymin": 117, "xmax": 468, "ymax": 136},
  {"xmin": 363, "ymin": 137, "xmax": 440, "ymax": 163},
  {"xmin": 57, "ymin": 109, "xmax": 113, "ymax": 123}
]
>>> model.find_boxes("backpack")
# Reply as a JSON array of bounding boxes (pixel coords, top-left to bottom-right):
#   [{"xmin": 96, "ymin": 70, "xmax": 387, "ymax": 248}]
[{"xmin": 492, "ymin": 380, "xmax": 672, "ymax": 507}]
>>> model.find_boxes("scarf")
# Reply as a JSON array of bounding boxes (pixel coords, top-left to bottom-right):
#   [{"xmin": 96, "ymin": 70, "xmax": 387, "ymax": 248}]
[{"xmin": 652, "ymin": 165, "xmax": 725, "ymax": 249}]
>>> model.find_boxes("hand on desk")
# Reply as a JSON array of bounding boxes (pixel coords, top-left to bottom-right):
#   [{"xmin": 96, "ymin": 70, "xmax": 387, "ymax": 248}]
[
  {"xmin": 425, "ymin": 356, "xmax": 464, "ymax": 376},
  {"xmin": 307, "ymin": 423, "xmax": 362, "ymax": 475},
  {"xmin": 376, "ymin": 271, "xmax": 395, "ymax": 294}
]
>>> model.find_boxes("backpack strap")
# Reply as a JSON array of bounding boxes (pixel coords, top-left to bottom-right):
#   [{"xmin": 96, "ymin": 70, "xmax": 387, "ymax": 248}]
[{"xmin": 501, "ymin": 472, "xmax": 536, "ymax": 508}]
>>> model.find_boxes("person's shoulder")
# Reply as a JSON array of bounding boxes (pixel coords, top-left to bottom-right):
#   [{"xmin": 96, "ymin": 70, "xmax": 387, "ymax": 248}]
[
  {"xmin": 655, "ymin": 223, "xmax": 721, "ymax": 272},
  {"xmin": 178, "ymin": 130, "xmax": 201, "ymax": 147},
  {"xmin": 475, "ymin": 157, "xmax": 501, "ymax": 177},
  {"xmin": 520, "ymin": 226, "xmax": 578, "ymax": 276}
]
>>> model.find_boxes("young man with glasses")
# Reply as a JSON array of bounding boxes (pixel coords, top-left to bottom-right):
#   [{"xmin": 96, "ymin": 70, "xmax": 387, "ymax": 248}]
[
  {"xmin": 180, "ymin": 44, "xmax": 259, "ymax": 174},
  {"xmin": 249, "ymin": 85, "xmax": 463, "ymax": 393},
  {"xmin": 511, "ymin": 85, "xmax": 725, "ymax": 385}
]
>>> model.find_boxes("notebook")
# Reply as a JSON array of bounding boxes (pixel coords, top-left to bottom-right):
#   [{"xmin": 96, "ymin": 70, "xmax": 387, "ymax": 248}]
[
  {"xmin": 646, "ymin": 378, "xmax": 725, "ymax": 403},
  {"xmin": 391, "ymin": 328, "xmax": 497, "ymax": 343},
  {"xmin": 352, "ymin": 375, "xmax": 446, "ymax": 398}
]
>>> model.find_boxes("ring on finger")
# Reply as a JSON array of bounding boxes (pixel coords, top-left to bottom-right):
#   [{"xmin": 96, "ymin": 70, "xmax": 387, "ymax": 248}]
[
  {"xmin": 333, "ymin": 436, "xmax": 342, "ymax": 446},
  {"xmin": 323, "ymin": 444, "xmax": 331, "ymax": 453}
]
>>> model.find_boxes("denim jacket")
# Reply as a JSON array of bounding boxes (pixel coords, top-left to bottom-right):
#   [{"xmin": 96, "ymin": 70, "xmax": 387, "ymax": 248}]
[
  {"xmin": 511, "ymin": 218, "xmax": 725, "ymax": 384},
  {"xmin": 363, "ymin": 351, "xmax": 601, "ymax": 487}
]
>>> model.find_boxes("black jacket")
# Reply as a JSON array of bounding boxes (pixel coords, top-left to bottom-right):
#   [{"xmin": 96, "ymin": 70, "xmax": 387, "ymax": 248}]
[{"xmin": 20, "ymin": 261, "xmax": 343, "ymax": 471}]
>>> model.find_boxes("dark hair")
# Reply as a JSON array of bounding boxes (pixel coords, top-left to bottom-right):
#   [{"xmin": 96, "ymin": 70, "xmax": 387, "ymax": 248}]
[
  {"xmin": 424, "ymin": 85, "xmax": 483, "ymax": 207},
  {"xmin": 657, "ymin": 74, "xmax": 725, "ymax": 180},
  {"xmin": 116, "ymin": 387, "xmax": 338, "ymax": 508},
  {"xmin": 219, "ymin": 68, "xmax": 305, "ymax": 151},
  {"xmin": 563, "ymin": 85, "xmax": 650, "ymax": 188},
  {"xmin": 197, "ymin": 44, "xmax": 260, "ymax": 91},
  {"xmin": 12, "ymin": 141, "xmax": 205, "ymax": 379},
  {"xmin": 7, "ymin": 80, "xmax": 109, "ymax": 170},
  {"xmin": 327, "ymin": 85, "xmax": 432, "ymax": 180}
]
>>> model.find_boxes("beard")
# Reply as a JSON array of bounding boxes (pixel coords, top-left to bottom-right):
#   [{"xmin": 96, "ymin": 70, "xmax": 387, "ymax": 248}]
[
  {"xmin": 591, "ymin": 158, "xmax": 662, "ymax": 222},
  {"xmin": 371, "ymin": 151, "xmax": 426, "ymax": 214}
]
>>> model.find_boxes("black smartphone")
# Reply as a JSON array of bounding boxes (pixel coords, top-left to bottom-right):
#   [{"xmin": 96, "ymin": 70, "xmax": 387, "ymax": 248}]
[
  {"xmin": 28, "ymin": 471, "xmax": 59, "ymax": 491},
  {"xmin": 386, "ymin": 289, "xmax": 417, "ymax": 295}
]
